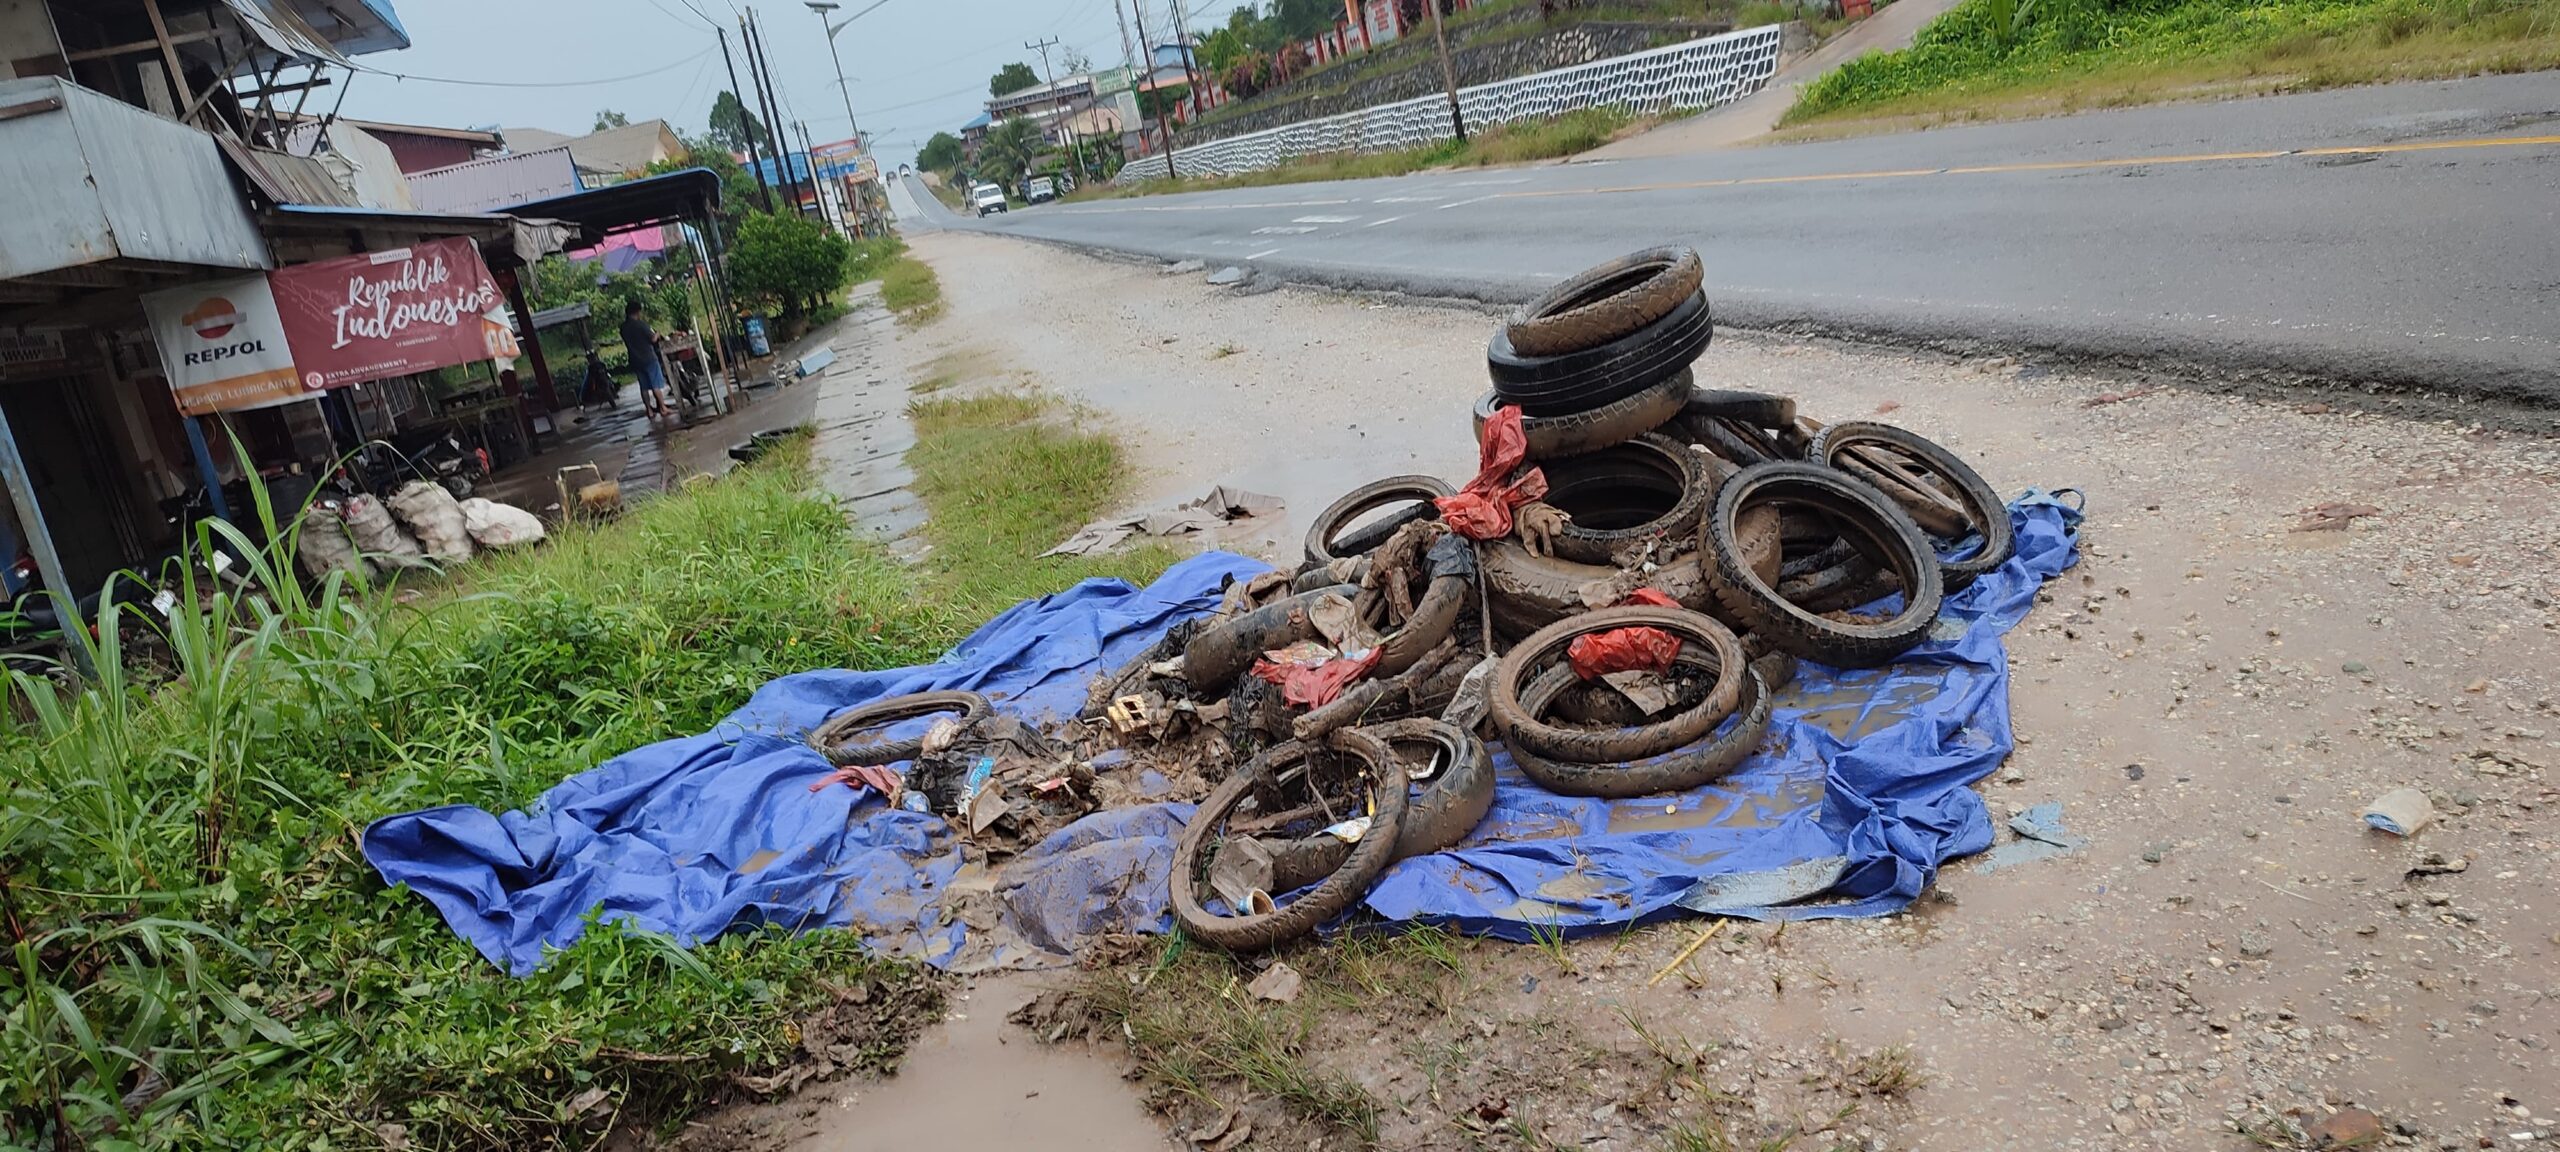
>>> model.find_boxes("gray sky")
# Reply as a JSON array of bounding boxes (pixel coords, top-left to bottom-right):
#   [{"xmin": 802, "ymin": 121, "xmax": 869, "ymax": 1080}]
[{"xmin": 336, "ymin": 0, "xmax": 1189, "ymax": 166}]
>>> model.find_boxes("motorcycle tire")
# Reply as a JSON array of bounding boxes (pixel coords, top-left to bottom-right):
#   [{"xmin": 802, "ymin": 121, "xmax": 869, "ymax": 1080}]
[
  {"xmin": 1184, "ymin": 584, "xmax": 1357, "ymax": 696},
  {"xmin": 1304, "ymin": 475, "xmax": 1456, "ymax": 568},
  {"xmin": 1507, "ymin": 661, "xmax": 1774, "ymax": 799},
  {"xmin": 1471, "ymin": 368, "xmax": 1692, "ymax": 460},
  {"xmin": 1488, "ymin": 289, "xmax": 1713, "ymax": 418},
  {"xmin": 1170, "ymin": 726, "xmax": 1410, "ymax": 952},
  {"xmin": 1702, "ymin": 463, "xmax": 1944, "ymax": 669},
  {"xmin": 1538, "ymin": 433, "xmax": 1709, "ymax": 566},
  {"xmin": 1808, "ymin": 421, "xmax": 2013, "ymax": 590},
  {"xmin": 1263, "ymin": 718, "xmax": 1499, "ymax": 890},
  {"xmin": 1503, "ymin": 246, "xmax": 1704, "ymax": 358},
  {"xmin": 1490, "ymin": 604, "xmax": 1747, "ymax": 765},
  {"xmin": 809, "ymin": 690, "xmax": 991, "ymax": 766}
]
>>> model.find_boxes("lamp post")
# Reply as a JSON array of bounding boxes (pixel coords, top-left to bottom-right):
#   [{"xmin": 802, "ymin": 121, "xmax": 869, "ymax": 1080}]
[{"xmin": 806, "ymin": 0, "xmax": 886, "ymax": 234}]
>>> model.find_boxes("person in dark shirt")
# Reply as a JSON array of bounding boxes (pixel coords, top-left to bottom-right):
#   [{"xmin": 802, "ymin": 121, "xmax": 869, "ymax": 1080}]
[{"xmin": 621, "ymin": 300, "xmax": 670, "ymax": 420}]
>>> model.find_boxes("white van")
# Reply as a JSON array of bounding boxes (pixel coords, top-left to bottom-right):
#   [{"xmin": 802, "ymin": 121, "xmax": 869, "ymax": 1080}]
[
  {"xmin": 970, "ymin": 182, "xmax": 1007, "ymax": 216},
  {"xmin": 1024, "ymin": 175, "xmax": 1058, "ymax": 204}
]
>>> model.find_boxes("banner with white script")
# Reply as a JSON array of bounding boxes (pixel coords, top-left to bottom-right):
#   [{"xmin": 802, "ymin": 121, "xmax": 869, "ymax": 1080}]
[{"xmin": 269, "ymin": 237, "xmax": 518, "ymax": 392}]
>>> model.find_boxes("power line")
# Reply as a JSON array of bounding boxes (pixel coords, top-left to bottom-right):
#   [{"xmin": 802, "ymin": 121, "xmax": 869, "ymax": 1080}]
[
  {"xmin": 642, "ymin": 0, "xmax": 716, "ymax": 31},
  {"xmin": 346, "ymin": 47, "xmax": 718, "ymax": 89}
]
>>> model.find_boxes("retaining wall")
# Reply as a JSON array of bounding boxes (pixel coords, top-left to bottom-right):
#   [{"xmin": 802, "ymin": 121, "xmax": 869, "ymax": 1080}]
[{"xmin": 1119, "ymin": 24, "xmax": 1785, "ymax": 183}]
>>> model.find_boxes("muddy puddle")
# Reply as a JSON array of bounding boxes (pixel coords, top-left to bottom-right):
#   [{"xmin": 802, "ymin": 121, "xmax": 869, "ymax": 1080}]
[{"xmin": 780, "ymin": 974, "xmax": 1171, "ymax": 1152}]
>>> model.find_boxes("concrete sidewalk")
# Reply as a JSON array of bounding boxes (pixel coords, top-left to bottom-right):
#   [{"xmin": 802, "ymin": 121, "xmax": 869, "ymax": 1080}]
[{"xmin": 1582, "ymin": 0, "xmax": 1962, "ymax": 159}]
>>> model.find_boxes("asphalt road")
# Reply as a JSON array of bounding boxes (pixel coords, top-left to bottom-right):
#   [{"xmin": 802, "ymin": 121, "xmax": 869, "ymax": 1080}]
[{"xmin": 901, "ymin": 73, "xmax": 2560, "ymax": 403}]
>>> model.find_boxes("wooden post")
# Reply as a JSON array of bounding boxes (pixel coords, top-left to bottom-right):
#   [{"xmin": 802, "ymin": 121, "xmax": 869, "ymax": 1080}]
[
  {"xmin": 1428, "ymin": 0, "xmax": 1466, "ymax": 142},
  {"xmin": 139, "ymin": 0, "xmax": 195, "ymax": 126}
]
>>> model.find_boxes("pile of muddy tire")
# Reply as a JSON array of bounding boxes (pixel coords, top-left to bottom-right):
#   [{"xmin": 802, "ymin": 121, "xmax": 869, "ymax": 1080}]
[{"xmin": 1103, "ymin": 245, "xmax": 2016, "ymax": 951}]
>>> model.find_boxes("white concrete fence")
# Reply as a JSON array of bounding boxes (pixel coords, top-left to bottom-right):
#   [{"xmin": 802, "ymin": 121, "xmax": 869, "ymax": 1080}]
[{"xmin": 1117, "ymin": 24, "xmax": 1786, "ymax": 183}]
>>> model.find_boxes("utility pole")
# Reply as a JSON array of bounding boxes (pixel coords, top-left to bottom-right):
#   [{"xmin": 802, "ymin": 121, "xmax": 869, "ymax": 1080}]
[
  {"xmin": 1167, "ymin": 1, "xmax": 1201, "ymax": 119},
  {"xmin": 717, "ymin": 28, "xmax": 776, "ymax": 213},
  {"xmin": 1427, "ymin": 0, "xmax": 1467, "ymax": 142},
  {"xmin": 1113, "ymin": 0, "xmax": 1136, "ymax": 78},
  {"xmin": 806, "ymin": 2, "xmax": 873, "ymax": 236},
  {"xmin": 1129, "ymin": 0, "xmax": 1176, "ymax": 179},
  {"xmin": 743, "ymin": 11, "xmax": 804, "ymax": 218},
  {"xmin": 1025, "ymin": 36, "xmax": 1088, "ymax": 188}
]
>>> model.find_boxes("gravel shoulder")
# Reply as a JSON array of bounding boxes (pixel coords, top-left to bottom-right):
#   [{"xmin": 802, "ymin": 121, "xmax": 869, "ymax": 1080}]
[{"xmin": 866, "ymin": 230, "xmax": 2559, "ymax": 1151}]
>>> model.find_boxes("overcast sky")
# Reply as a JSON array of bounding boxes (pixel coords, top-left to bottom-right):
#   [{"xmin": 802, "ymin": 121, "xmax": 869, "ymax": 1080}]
[{"xmin": 335, "ymin": 0, "xmax": 1200, "ymax": 165}]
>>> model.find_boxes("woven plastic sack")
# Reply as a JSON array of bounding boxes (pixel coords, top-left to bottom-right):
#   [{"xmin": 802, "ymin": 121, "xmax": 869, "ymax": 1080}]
[
  {"xmin": 294, "ymin": 503, "xmax": 369, "ymax": 582},
  {"xmin": 458, "ymin": 498, "xmax": 546, "ymax": 550},
  {"xmin": 343, "ymin": 494, "xmax": 430, "ymax": 570},
  {"xmin": 388, "ymin": 480, "xmax": 475, "ymax": 564}
]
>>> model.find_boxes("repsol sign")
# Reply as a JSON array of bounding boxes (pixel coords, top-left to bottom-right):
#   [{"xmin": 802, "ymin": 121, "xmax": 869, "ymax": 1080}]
[{"xmin": 182, "ymin": 338, "xmax": 268, "ymax": 366}]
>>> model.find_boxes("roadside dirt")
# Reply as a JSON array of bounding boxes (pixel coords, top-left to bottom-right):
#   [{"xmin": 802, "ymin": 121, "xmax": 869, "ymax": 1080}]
[{"xmin": 756, "ymin": 230, "xmax": 2558, "ymax": 1152}]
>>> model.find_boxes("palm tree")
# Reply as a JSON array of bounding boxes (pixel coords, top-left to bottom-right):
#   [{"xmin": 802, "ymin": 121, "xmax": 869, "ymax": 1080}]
[{"xmin": 977, "ymin": 116, "xmax": 1045, "ymax": 195}]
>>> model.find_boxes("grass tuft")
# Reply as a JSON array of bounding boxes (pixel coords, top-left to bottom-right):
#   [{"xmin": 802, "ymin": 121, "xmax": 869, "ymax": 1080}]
[
  {"xmin": 1783, "ymin": 0, "xmax": 2560, "ymax": 129},
  {"xmin": 1074, "ymin": 107, "xmax": 1641, "ymax": 200},
  {"xmin": 904, "ymin": 391, "xmax": 1176, "ymax": 612}
]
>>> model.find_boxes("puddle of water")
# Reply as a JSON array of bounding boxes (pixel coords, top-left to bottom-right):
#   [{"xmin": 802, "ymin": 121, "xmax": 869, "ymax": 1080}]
[
  {"xmin": 1603, "ymin": 776, "xmax": 1825, "ymax": 836},
  {"xmin": 1780, "ymin": 676, "xmax": 1943, "ymax": 743},
  {"xmin": 781, "ymin": 974, "xmax": 1173, "ymax": 1152}
]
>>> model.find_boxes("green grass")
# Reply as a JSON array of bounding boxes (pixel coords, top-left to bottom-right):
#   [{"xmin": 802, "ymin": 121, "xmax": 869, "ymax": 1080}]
[
  {"xmin": 1783, "ymin": 0, "xmax": 2560, "ymax": 128},
  {"xmin": 1077, "ymin": 107, "xmax": 1638, "ymax": 200},
  {"xmin": 904, "ymin": 391, "xmax": 1175, "ymax": 613},
  {"xmin": 879, "ymin": 253, "xmax": 943, "ymax": 326},
  {"xmin": 0, "ymin": 424, "xmax": 1168, "ymax": 1149}
]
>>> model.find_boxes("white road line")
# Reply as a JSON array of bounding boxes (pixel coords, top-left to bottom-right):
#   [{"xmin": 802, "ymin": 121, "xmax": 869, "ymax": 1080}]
[
  {"xmin": 1292, "ymin": 214, "xmax": 1359, "ymax": 223},
  {"xmin": 1449, "ymin": 177, "xmax": 1532, "ymax": 186},
  {"xmin": 1371, "ymin": 194, "xmax": 1446, "ymax": 203},
  {"xmin": 1247, "ymin": 247, "xmax": 1283, "ymax": 259},
  {"xmin": 1434, "ymin": 195, "xmax": 1498, "ymax": 211},
  {"xmin": 1252, "ymin": 225, "xmax": 1319, "ymax": 235},
  {"xmin": 1364, "ymin": 215, "xmax": 1406, "ymax": 228}
]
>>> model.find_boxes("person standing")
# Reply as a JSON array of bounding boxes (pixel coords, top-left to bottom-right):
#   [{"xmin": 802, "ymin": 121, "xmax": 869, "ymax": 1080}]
[{"xmin": 621, "ymin": 299, "xmax": 671, "ymax": 421}]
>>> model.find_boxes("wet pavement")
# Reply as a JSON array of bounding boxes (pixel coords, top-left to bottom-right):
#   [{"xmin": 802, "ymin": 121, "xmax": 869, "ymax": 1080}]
[
  {"xmin": 473, "ymin": 324, "xmax": 851, "ymax": 518},
  {"xmin": 808, "ymin": 287, "xmax": 930, "ymax": 560}
]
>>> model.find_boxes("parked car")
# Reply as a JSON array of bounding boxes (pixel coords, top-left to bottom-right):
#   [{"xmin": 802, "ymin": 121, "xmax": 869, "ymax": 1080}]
[
  {"xmin": 1024, "ymin": 175, "xmax": 1058, "ymax": 204},
  {"xmin": 970, "ymin": 182, "xmax": 1007, "ymax": 216}
]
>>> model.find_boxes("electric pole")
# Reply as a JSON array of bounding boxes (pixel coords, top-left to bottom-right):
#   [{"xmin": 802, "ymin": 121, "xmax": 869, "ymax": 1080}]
[
  {"xmin": 1428, "ymin": 0, "xmax": 1467, "ymax": 142},
  {"xmin": 1167, "ymin": 1, "xmax": 1200, "ymax": 119},
  {"xmin": 807, "ymin": 1, "xmax": 872, "ymax": 236},
  {"xmin": 1129, "ymin": 0, "xmax": 1175, "ymax": 179},
  {"xmin": 717, "ymin": 29, "xmax": 776, "ymax": 213},
  {"xmin": 743, "ymin": 11, "xmax": 804, "ymax": 217}
]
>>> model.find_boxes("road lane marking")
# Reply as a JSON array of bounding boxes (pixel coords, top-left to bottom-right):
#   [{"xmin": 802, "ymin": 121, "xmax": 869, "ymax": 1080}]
[
  {"xmin": 1253, "ymin": 225, "xmax": 1319, "ymax": 234},
  {"xmin": 1293, "ymin": 214, "xmax": 1360, "ymax": 223},
  {"xmin": 1050, "ymin": 197, "xmax": 1356, "ymax": 215},
  {"xmin": 1364, "ymin": 215, "xmax": 1407, "ymax": 227},
  {"xmin": 1371, "ymin": 194, "xmax": 1446, "ymax": 203},
  {"xmin": 1490, "ymin": 132, "xmax": 2560, "ymax": 201},
  {"xmin": 1247, "ymin": 247, "xmax": 1283, "ymax": 259},
  {"xmin": 1448, "ymin": 177, "xmax": 1532, "ymax": 185},
  {"xmin": 1435, "ymin": 195, "xmax": 1499, "ymax": 210}
]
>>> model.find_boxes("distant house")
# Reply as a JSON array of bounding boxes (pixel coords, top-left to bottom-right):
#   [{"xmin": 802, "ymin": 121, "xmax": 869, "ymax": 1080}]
[
  {"xmin": 504, "ymin": 120, "xmax": 685, "ymax": 185},
  {"xmin": 333, "ymin": 118, "xmax": 504, "ymax": 174},
  {"xmin": 407, "ymin": 147, "xmax": 583, "ymax": 215}
]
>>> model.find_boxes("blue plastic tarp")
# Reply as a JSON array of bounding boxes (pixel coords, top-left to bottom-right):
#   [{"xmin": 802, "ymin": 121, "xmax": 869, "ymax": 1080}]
[
  {"xmin": 362, "ymin": 551, "xmax": 1264, "ymax": 975},
  {"xmin": 367, "ymin": 496, "xmax": 2080, "ymax": 973}
]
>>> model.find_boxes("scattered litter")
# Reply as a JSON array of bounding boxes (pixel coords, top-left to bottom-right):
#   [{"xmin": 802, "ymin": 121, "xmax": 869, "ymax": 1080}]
[
  {"xmin": 796, "ymin": 346, "xmax": 837, "ymax": 377},
  {"xmin": 1190, "ymin": 1107, "xmax": 1251, "ymax": 1152},
  {"xmin": 1160, "ymin": 258, "xmax": 1206, "ymax": 275},
  {"xmin": 1977, "ymin": 802, "xmax": 2086, "ymax": 872},
  {"xmin": 1205, "ymin": 265, "xmax": 1249, "ymax": 286},
  {"xmin": 2361, "ymin": 788, "xmax": 2435, "ymax": 836},
  {"xmin": 1245, "ymin": 961, "xmax": 1303, "ymax": 1003},
  {"xmin": 1043, "ymin": 485, "xmax": 1283, "ymax": 557}
]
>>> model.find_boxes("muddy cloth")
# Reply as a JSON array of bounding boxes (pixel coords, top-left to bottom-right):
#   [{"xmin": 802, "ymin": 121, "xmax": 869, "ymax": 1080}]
[
  {"xmin": 1437, "ymin": 403, "xmax": 1548, "ymax": 539},
  {"xmin": 1026, "ymin": 492, "xmax": 2082, "ymax": 940},
  {"xmin": 361, "ymin": 551, "xmax": 1266, "ymax": 975},
  {"xmin": 1566, "ymin": 588, "xmax": 1685, "ymax": 679}
]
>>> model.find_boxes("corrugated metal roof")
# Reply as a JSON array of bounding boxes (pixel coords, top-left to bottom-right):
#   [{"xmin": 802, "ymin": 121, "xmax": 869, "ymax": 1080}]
[
  {"xmin": 219, "ymin": 135, "xmax": 363, "ymax": 207},
  {"xmin": 407, "ymin": 147, "xmax": 582, "ymax": 214}
]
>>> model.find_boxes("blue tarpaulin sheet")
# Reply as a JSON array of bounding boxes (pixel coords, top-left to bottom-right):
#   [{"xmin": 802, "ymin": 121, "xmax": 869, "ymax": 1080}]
[{"xmin": 366, "ymin": 497, "xmax": 2079, "ymax": 974}]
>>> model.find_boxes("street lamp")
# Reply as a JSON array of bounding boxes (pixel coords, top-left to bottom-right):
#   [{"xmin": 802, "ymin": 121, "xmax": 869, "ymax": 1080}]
[{"xmin": 805, "ymin": 0, "xmax": 887, "ymax": 233}]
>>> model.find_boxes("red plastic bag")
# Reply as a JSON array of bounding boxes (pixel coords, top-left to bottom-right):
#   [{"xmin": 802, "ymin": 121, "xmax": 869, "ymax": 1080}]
[
  {"xmin": 1436, "ymin": 403, "xmax": 1548, "ymax": 540},
  {"xmin": 1566, "ymin": 588, "xmax": 1683, "ymax": 679},
  {"xmin": 1250, "ymin": 646, "xmax": 1385, "ymax": 708}
]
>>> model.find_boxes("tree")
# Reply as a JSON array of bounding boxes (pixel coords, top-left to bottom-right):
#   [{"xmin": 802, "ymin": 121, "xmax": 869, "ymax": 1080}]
[
  {"xmin": 988, "ymin": 62, "xmax": 1040, "ymax": 97},
  {"xmin": 726, "ymin": 211, "xmax": 852, "ymax": 320},
  {"xmin": 1268, "ymin": 0, "xmax": 1338, "ymax": 40},
  {"xmin": 975, "ymin": 116, "xmax": 1045, "ymax": 188},
  {"xmin": 706, "ymin": 91, "xmax": 771, "ymax": 154},
  {"xmin": 648, "ymin": 134, "xmax": 763, "ymax": 238},
  {"xmin": 594, "ymin": 109, "xmax": 630, "ymax": 131},
  {"xmin": 1063, "ymin": 47, "xmax": 1095, "ymax": 75},
  {"xmin": 916, "ymin": 131, "xmax": 965, "ymax": 173}
]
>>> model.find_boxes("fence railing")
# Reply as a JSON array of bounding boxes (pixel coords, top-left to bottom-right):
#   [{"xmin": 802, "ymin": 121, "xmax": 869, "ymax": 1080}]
[{"xmin": 1117, "ymin": 23, "xmax": 1786, "ymax": 183}]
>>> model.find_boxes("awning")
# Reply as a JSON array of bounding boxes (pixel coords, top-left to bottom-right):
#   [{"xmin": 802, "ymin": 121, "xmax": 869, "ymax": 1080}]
[
  {"xmin": 263, "ymin": 204, "xmax": 573, "ymax": 267},
  {"xmin": 506, "ymin": 168, "xmax": 725, "ymax": 247},
  {"xmin": 220, "ymin": 0, "xmax": 353, "ymax": 69}
]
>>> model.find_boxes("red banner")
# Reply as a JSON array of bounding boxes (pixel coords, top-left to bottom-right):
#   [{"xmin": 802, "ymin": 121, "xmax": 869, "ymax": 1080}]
[{"xmin": 269, "ymin": 237, "xmax": 516, "ymax": 391}]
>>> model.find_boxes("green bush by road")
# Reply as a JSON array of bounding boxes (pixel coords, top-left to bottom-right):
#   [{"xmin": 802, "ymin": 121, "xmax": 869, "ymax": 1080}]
[{"xmin": 1787, "ymin": 0, "xmax": 2560, "ymax": 126}]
